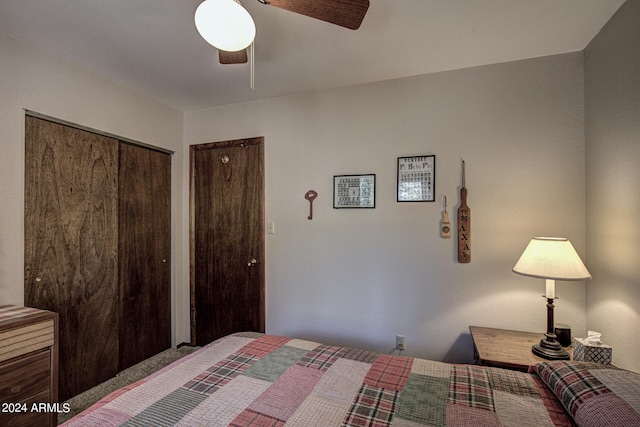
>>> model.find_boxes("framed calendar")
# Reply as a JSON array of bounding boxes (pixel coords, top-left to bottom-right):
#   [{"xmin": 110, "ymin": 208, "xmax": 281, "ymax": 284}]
[
  {"xmin": 333, "ymin": 174, "xmax": 376, "ymax": 208},
  {"xmin": 397, "ymin": 155, "xmax": 435, "ymax": 202}
]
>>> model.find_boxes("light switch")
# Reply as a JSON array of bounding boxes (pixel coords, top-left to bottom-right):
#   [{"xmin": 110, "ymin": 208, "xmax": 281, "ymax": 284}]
[{"xmin": 267, "ymin": 221, "xmax": 275, "ymax": 234}]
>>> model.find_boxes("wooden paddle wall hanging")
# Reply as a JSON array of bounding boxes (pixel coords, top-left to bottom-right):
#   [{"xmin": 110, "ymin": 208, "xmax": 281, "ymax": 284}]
[{"xmin": 457, "ymin": 160, "xmax": 471, "ymax": 263}]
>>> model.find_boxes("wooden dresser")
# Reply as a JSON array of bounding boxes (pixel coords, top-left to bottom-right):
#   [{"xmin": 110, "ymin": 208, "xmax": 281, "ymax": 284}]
[{"xmin": 0, "ymin": 305, "xmax": 58, "ymax": 427}]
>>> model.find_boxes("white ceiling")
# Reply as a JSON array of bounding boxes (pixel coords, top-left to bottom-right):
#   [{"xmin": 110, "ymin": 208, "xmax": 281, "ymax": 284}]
[{"xmin": 0, "ymin": 0, "xmax": 626, "ymax": 111}]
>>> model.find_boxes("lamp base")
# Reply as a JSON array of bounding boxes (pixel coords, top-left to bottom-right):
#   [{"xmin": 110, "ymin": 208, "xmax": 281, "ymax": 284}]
[{"xmin": 532, "ymin": 336, "xmax": 570, "ymax": 360}]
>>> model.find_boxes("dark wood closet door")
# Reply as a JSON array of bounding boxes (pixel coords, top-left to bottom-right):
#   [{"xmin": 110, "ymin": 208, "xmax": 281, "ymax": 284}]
[
  {"xmin": 191, "ymin": 137, "xmax": 265, "ymax": 346},
  {"xmin": 118, "ymin": 143, "xmax": 171, "ymax": 370},
  {"xmin": 24, "ymin": 116, "xmax": 120, "ymax": 401}
]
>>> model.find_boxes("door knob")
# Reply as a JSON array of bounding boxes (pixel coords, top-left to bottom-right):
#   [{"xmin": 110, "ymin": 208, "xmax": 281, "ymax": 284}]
[{"xmin": 247, "ymin": 258, "xmax": 258, "ymax": 267}]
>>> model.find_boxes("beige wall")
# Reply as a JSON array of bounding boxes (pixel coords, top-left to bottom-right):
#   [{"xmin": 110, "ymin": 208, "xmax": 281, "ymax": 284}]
[
  {"xmin": 185, "ymin": 52, "xmax": 588, "ymax": 362},
  {"xmin": 585, "ymin": 0, "xmax": 640, "ymax": 372},
  {"xmin": 0, "ymin": 32, "xmax": 186, "ymax": 345},
  {"xmin": 5, "ymin": 3, "xmax": 637, "ymax": 368}
]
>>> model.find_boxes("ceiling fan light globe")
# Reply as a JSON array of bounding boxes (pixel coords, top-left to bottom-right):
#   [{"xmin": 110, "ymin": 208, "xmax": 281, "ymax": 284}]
[{"xmin": 195, "ymin": 0, "xmax": 256, "ymax": 52}]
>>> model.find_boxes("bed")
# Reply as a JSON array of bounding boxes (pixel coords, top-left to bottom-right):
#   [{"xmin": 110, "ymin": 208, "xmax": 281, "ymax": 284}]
[{"xmin": 62, "ymin": 332, "xmax": 640, "ymax": 426}]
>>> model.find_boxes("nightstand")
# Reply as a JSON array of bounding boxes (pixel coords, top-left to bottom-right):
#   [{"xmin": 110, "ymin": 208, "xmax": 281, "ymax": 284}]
[
  {"xmin": 0, "ymin": 305, "xmax": 58, "ymax": 427},
  {"xmin": 469, "ymin": 326, "xmax": 573, "ymax": 371}
]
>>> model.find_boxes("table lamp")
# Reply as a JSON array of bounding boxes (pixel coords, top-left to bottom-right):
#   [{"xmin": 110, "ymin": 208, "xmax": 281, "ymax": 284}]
[{"xmin": 513, "ymin": 237, "xmax": 591, "ymax": 360}]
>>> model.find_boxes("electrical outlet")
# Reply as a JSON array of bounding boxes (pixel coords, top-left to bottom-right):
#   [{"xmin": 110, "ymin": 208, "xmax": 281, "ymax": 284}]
[{"xmin": 396, "ymin": 335, "xmax": 406, "ymax": 351}]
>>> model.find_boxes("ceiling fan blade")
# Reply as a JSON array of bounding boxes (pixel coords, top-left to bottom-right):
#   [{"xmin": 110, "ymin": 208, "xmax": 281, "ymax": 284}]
[
  {"xmin": 264, "ymin": 0, "xmax": 369, "ymax": 30},
  {"xmin": 219, "ymin": 49, "xmax": 248, "ymax": 64}
]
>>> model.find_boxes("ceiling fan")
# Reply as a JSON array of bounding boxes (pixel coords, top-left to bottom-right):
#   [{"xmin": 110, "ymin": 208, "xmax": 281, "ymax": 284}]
[{"xmin": 195, "ymin": 0, "xmax": 370, "ymax": 65}]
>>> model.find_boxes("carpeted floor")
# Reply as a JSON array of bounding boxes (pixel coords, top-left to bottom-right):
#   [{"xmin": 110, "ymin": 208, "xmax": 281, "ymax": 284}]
[{"xmin": 58, "ymin": 345, "xmax": 200, "ymax": 425}]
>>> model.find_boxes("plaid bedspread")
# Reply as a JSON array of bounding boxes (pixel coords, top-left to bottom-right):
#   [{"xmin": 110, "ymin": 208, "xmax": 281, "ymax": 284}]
[
  {"xmin": 63, "ymin": 332, "xmax": 573, "ymax": 426},
  {"xmin": 531, "ymin": 361, "xmax": 640, "ymax": 427}
]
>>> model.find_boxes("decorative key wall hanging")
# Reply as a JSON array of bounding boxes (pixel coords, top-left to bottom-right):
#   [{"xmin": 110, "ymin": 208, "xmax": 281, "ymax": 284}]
[{"xmin": 305, "ymin": 190, "xmax": 317, "ymax": 220}]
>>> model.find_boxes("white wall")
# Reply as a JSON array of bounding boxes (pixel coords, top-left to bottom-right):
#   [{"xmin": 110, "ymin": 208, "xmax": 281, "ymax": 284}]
[
  {"xmin": 585, "ymin": 0, "xmax": 640, "ymax": 373},
  {"xmin": 185, "ymin": 52, "xmax": 588, "ymax": 362},
  {"xmin": 9, "ymin": 17, "xmax": 629, "ymax": 367},
  {"xmin": 0, "ymin": 33, "xmax": 186, "ymax": 346}
]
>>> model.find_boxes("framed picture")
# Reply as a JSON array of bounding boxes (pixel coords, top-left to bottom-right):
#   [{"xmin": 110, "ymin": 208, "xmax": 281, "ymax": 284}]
[
  {"xmin": 397, "ymin": 155, "xmax": 435, "ymax": 202},
  {"xmin": 333, "ymin": 174, "xmax": 376, "ymax": 208}
]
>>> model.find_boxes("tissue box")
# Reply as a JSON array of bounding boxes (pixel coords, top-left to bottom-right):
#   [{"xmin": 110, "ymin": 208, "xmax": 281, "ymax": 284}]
[{"xmin": 573, "ymin": 338, "xmax": 612, "ymax": 365}]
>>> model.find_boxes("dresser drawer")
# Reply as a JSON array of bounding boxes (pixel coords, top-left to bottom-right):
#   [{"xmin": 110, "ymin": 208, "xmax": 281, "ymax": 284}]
[
  {"xmin": 0, "ymin": 319, "xmax": 54, "ymax": 363},
  {"xmin": 0, "ymin": 306, "xmax": 58, "ymax": 426},
  {"xmin": 0, "ymin": 389, "xmax": 51, "ymax": 427},
  {"xmin": 0, "ymin": 349, "xmax": 51, "ymax": 402}
]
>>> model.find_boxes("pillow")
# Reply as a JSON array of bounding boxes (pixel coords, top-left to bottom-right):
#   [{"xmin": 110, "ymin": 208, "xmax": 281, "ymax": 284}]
[{"xmin": 530, "ymin": 361, "xmax": 640, "ymax": 427}]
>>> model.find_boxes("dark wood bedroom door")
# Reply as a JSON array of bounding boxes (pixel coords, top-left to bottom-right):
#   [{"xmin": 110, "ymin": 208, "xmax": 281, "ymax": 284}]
[
  {"xmin": 25, "ymin": 116, "xmax": 120, "ymax": 401},
  {"xmin": 190, "ymin": 137, "xmax": 265, "ymax": 346}
]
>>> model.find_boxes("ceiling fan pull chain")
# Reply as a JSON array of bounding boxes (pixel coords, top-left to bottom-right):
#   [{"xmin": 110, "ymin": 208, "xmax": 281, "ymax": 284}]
[{"xmin": 250, "ymin": 41, "xmax": 255, "ymax": 90}]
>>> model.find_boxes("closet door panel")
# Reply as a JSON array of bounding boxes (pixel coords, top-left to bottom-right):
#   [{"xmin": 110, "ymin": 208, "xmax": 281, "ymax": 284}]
[
  {"xmin": 118, "ymin": 143, "xmax": 171, "ymax": 370},
  {"xmin": 24, "ymin": 116, "xmax": 120, "ymax": 401}
]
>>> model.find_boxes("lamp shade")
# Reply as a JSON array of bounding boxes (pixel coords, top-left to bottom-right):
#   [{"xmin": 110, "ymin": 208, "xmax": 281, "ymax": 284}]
[
  {"xmin": 513, "ymin": 237, "xmax": 591, "ymax": 281},
  {"xmin": 195, "ymin": 0, "xmax": 256, "ymax": 52}
]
